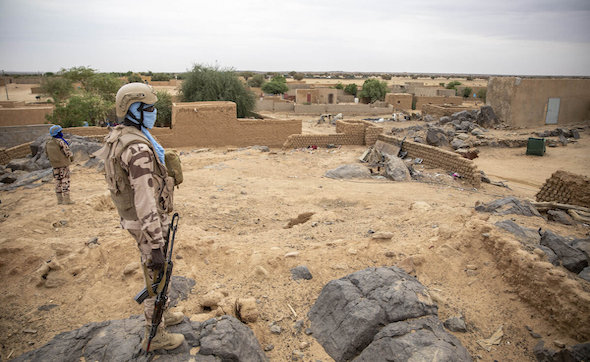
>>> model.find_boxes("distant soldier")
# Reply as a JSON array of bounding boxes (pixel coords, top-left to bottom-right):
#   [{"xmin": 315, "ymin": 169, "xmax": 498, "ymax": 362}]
[
  {"xmin": 96, "ymin": 83, "xmax": 184, "ymax": 351},
  {"xmin": 46, "ymin": 125, "xmax": 74, "ymax": 205}
]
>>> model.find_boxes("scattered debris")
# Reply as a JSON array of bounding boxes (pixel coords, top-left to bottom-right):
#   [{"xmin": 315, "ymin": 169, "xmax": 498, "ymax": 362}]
[{"xmin": 476, "ymin": 325, "xmax": 503, "ymax": 352}]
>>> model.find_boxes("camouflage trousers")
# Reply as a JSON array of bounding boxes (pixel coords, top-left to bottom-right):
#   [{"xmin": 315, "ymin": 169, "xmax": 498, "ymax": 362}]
[
  {"xmin": 52, "ymin": 167, "xmax": 70, "ymax": 195},
  {"xmin": 127, "ymin": 223, "xmax": 170, "ymax": 326}
]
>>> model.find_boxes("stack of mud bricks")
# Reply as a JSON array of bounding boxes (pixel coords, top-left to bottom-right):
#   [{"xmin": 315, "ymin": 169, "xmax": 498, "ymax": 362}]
[
  {"xmin": 536, "ymin": 171, "xmax": 590, "ymax": 208},
  {"xmin": 282, "ymin": 120, "xmax": 383, "ymax": 148},
  {"xmin": 378, "ymin": 134, "xmax": 481, "ymax": 188},
  {"xmin": 0, "ymin": 142, "xmax": 33, "ymax": 165}
]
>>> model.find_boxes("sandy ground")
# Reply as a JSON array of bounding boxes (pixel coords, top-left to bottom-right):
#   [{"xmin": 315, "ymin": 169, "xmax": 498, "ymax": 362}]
[{"xmin": 0, "ymin": 116, "xmax": 589, "ymax": 361}]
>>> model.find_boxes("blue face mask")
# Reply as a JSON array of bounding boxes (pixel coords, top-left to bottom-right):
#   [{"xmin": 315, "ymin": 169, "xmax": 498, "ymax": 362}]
[
  {"xmin": 142, "ymin": 107, "xmax": 157, "ymax": 129},
  {"xmin": 128, "ymin": 102, "xmax": 157, "ymax": 129}
]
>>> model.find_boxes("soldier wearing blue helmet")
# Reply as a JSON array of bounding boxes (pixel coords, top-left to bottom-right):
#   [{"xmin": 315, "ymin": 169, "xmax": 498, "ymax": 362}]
[{"xmin": 46, "ymin": 125, "xmax": 74, "ymax": 204}]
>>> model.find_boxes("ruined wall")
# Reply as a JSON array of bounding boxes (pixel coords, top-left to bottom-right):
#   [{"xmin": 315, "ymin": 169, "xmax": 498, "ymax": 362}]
[
  {"xmin": 421, "ymin": 104, "xmax": 478, "ymax": 118},
  {"xmin": 378, "ymin": 134, "xmax": 481, "ymax": 187},
  {"xmin": 414, "ymin": 96, "xmax": 463, "ymax": 110},
  {"xmin": 437, "ymin": 89, "xmax": 456, "ymax": 97},
  {"xmin": 0, "ymin": 142, "xmax": 33, "ymax": 164},
  {"xmin": 0, "ymin": 124, "xmax": 51, "ymax": 148},
  {"xmin": 536, "ymin": 170, "xmax": 590, "ymax": 208},
  {"xmin": 0, "ymin": 107, "xmax": 54, "ymax": 126},
  {"xmin": 487, "ymin": 77, "xmax": 590, "ymax": 127},
  {"xmin": 385, "ymin": 93, "xmax": 413, "ymax": 110},
  {"xmin": 283, "ymin": 120, "xmax": 383, "ymax": 149},
  {"xmin": 158, "ymin": 102, "xmax": 300, "ymax": 148}
]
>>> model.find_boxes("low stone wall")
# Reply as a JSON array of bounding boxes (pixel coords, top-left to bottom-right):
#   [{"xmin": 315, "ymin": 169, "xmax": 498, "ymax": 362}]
[
  {"xmin": 421, "ymin": 104, "xmax": 478, "ymax": 118},
  {"xmin": 378, "ymin": 134, "xmax": 481, "ymax": 188},
  {"xmin": 0, "ymin": 124, "xmax": 51, "ymax": 148},
  {"xmin": 0, "ymin": 142, "xmax": 33, "ymax": 164},
  {"xmin": 536, "ymin": 171, "xmax": 590, "ymax": 208},
  {"xmin": 0, "ymin": 106, "xmax": 54, "ymax": 126},
  {"xmin": 283, "ymin": 120, "xmax": 383, "ymax": 149},
  {"xmin": 414, "ymin": 96, "xmax": 463, "ymax": 110}
]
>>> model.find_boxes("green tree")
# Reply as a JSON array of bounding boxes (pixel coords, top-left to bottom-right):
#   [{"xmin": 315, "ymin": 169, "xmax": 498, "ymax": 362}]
[
  {"xmin": 155, "ymin": 90, "xmax": 172, "ymax": 127},
  {"xmin": 477, "ymin": 88, "xmax": 487, "ymax": 102},
  {"xmin": 359, "ymin": 78, "xmax": 388, "ymax": 103},
  {"xmin": 86, "ymin": 73, "xmax": 122, "ymax": 102},
  {"xmin": 381, "ymin": 74, "xmax": 392, "ymax": 80},
  {"xmin": 40, "ymin": 76, "xmax": 74, "ymax": 103},
  {"xmin": 128, "ymin": 73, "xmax": 142, "ymax": 83},
  {"xmin": 151, "ymin": 73, "xmax": 171, "ymax": 81},
  {"xmin": 247, "ymin": 74, "xmax": 265, "ymax": 87},
  {"xmin": 293, "ymin": 73, "xmax": 304, "ymax": 81},
  {"xmin": 288, "ymin": 71, "xmax": 297, "ymax": 78},
  {"xmin": 261, "ymin": 80, "xmax": 288, "ymax": 94},
  {"xmin": 46, "ymin": 92, "xmax": 112, "ymax": 127},
  {"xmin": 445, "ymin": 81, "xmax": 461, "ymax": 90},
  {"xmin": 462, "ymin": 87, "xmax": 473, "ymax": 98},
  {"xmin": 180, "ymin": 64, "xmax": 256, "ymax": 118},
  {"xmin": 334, "ymin": 82, "xmax": 344, "ymax": 90},
  {"xmin": 344, "ymin": 83, "xmax": 358, "ymax": 96},
  {"xmin": 240, "ymin": 71, "xmax": 254, "ymax": 81},
  {"xmin": 61, "ymin": 66, "xmax": 96, "ymax": 88}
]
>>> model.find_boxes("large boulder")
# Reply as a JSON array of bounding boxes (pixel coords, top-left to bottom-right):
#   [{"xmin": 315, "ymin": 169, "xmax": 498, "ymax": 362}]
[
  {"xmin": 325, "ymin": 164, "xmax": 372, "ymax": 179},
  {"xmin": 384, "ymin": 155, "xmax": 410, "ymax": 181},
  {"xmin": 540, "ymin": 230, "xmax": 588, "ymax": 273},
  {"xmin": 494, "ymin": 220, "xmax": 541, "ymax": 246},
  {"xmin": 426, "ymin": 128, "xmax": 449, "ymax": 147},
  {"xmin": 14, "ymin": 315, "xmax": 267, "ymax": 362},
  {"xmin": 308, "ymin": 266, "xmax": 471, "ymax": 362},
  {"xmin": 476, "ymin": 106, "xmax": 499, "ymax": 128},
  {"xmin": 475, "ymin": 197, "xmax": 541, "ymax": 217}
]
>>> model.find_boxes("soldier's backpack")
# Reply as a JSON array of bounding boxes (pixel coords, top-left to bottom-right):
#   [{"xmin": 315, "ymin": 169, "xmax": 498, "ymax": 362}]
[{"xmin": 165, "ymin": 151, "xmax": 183, "ymax": 186}]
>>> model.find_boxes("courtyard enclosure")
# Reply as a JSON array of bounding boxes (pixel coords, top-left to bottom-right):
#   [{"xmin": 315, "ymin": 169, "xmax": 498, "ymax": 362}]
[{"xmin": 487, "ymin": 77, "xmax": 590, "ymax": 128}]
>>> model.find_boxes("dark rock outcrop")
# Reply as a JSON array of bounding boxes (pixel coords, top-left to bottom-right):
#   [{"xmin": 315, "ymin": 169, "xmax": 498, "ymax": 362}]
[
  {"xmin": 308, "ymin": 266, "xmax": 471, "ymax": 362},
  {"xmin": 14, "ymin": 315, "xmax": 267, "ymax": 362}
]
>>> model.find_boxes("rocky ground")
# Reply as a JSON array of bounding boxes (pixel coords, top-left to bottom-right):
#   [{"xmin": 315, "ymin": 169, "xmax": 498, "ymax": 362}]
[{"xmin": 0, "ymin": 117, "xmax": 589, "ymax": 361}]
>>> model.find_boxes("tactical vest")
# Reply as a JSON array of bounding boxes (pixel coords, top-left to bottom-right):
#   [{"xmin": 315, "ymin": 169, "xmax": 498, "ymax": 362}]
[
  {"xmin": 46, "ymin": 138, "xmax": 71, "ymax": 168},
  {"xmin": 98, "ymin": 125, "xmax": 174, "ymax": 221}
]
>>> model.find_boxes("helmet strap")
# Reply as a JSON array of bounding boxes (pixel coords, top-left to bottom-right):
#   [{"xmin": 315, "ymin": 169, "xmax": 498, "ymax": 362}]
[{"xmin": 124, "ymin": 102, "xmax": 146, "ymax": 129}]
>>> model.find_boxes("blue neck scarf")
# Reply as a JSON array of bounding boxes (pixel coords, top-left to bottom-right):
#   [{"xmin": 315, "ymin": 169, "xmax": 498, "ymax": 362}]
[
  {"xmin": 140, "ymin": 126, "xmax": 165, "ymax": 165},
  {"xmin": 56, "ymin": 132, "xmax": 69, "ymax": 146}
]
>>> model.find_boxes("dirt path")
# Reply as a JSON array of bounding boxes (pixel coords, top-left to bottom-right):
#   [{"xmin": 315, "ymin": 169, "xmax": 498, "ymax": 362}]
[{"xmin": 0, "ymin": 126, "xmax": 589, "ymax": 361}]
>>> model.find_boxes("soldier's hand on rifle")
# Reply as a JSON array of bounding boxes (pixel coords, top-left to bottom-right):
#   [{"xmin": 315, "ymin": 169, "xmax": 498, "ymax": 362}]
[{"xmin": 148, "ymin": 248, "xmax": 165, "ymax": 270}]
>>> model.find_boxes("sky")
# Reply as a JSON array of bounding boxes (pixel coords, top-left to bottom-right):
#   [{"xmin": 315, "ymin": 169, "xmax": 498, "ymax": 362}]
[{"xmin": 1, "ymin": 0, "xmax": 589, "ymax": 76}]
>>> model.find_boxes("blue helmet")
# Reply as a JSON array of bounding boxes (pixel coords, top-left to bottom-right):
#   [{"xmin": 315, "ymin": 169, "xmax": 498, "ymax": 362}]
[{"xmin": 49, "ymin": 125, "xmax": 62, "ymax": 137}]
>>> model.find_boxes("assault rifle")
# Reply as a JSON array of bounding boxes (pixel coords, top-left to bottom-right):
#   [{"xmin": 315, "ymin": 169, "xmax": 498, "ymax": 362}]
[
  {"xmin": 134, "ymin": 213, "xmax": 178, "ymax": 304},
  {"xmin": 142, "ymin": 212, "xmax": 179, "ymax": 355}
]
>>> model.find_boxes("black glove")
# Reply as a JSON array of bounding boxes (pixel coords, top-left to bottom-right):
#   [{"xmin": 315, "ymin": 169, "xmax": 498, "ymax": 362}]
[{"xmin": 148, "ymin": 248, "xmax": 165, "ymax": 270}]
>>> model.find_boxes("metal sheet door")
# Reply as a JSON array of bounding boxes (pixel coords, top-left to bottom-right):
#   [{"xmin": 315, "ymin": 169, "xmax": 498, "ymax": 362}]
[{"xmin": 545, "ymin": 98, "xmax": 560, "ymax": 124}]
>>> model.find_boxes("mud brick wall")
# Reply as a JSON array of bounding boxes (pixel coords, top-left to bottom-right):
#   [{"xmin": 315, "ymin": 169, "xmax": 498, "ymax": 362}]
[
  {"xmin": 536, "ymin": 171, "xmax": 590, "ymax": 208},
  {"xmin": 0, "ymin": 107, "xmax": 54, "ymax": 126},
  {"xmin": 0, "ymin": 142, "xmax": 34, "ymax": 164},
  {"xmin": 378, "ymin": 134, "xmax": 481, "ymax": 188},
  {"xmin": 421, "ymin": 104, "xmax": 477, "ymax": 118},
  {"xmin": 414, "ymin": 96, "xmax": 463, "ymax": 110},
  {"xmin": 283, "ymin": 120, "xmax": 383, "ymax": 149}
]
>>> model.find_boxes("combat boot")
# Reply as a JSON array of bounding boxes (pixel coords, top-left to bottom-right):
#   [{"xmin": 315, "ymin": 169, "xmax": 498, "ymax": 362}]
[
  {"xmin": 141, "ymin": 326, "xmax": 184, "ymax": 352},
  {"xmin": 164, "ymin": 309, "xmax": 185, "ymax": 326},
  {"xmin": 62, "ymin": 194, "xmax": 75, "ymax": 205},
  {"xmin": 56, "ymin": 193, "xmax": 64, "ymax": 205}
]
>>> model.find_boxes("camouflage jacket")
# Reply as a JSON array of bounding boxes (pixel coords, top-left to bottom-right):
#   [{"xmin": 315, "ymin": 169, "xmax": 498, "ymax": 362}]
[{"xmin": 119, "ymin": 142, "xmax": 169, "ymax": 248}]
